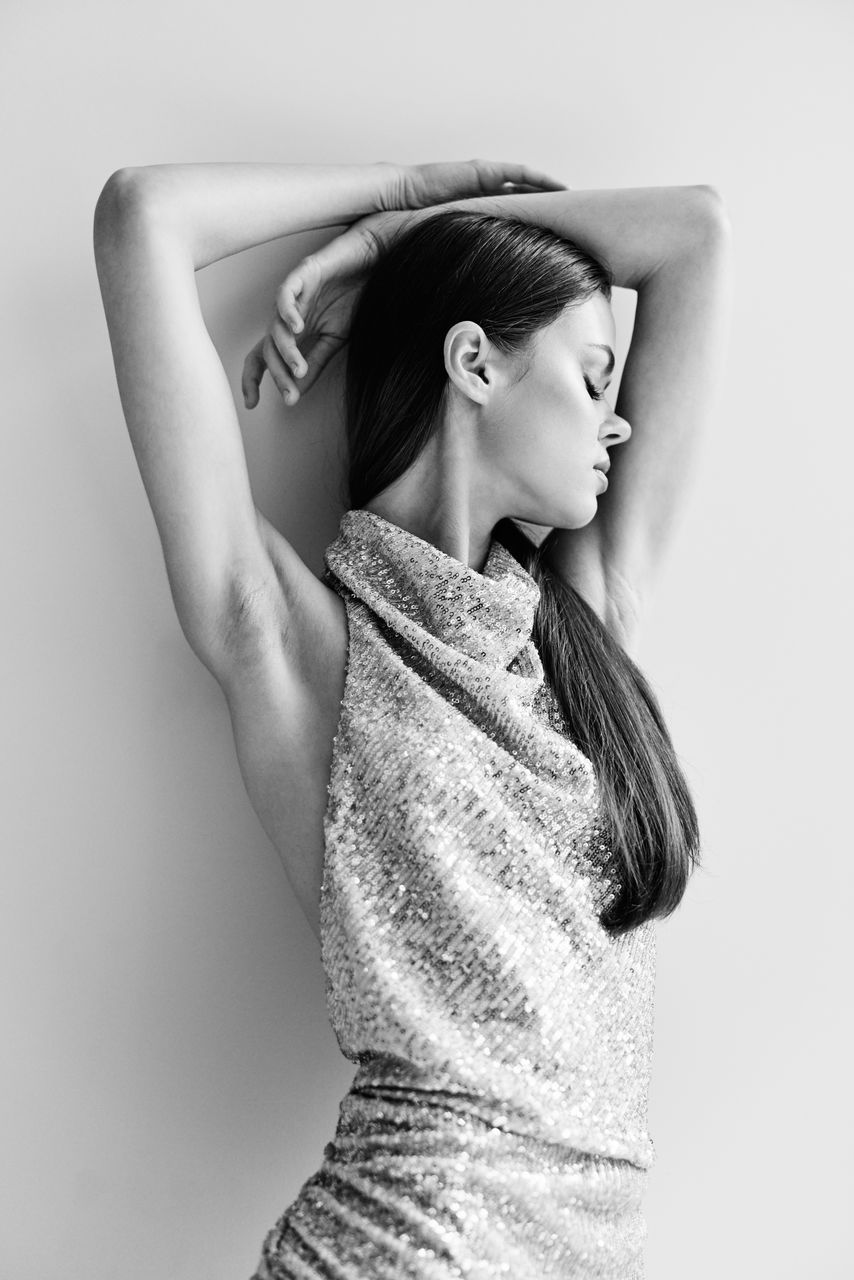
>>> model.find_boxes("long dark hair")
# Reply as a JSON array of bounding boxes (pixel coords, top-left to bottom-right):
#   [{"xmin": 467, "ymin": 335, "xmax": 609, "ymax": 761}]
[{"xmin": 342, "ymin": 209, "xmax": 699, "ymax": 934}]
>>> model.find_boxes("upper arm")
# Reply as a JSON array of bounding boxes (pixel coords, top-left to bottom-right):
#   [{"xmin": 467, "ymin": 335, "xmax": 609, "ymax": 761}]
[
  {"xmin": 93, "ymin": 169, "xmax": 311, "ymax": 678},
  {"xmin": 544, "ymin": 186, "xmax": 733, "ymax": 649}
]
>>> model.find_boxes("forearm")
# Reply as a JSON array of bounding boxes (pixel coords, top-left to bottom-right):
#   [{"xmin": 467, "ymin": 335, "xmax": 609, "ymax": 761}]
[
  {"xmin": 441, "ymin": 185, "xmax": 729, "ymax": 288},
  {"xmin": 96, "ymin": 162, "xmax": 400, "ymax": 270}
]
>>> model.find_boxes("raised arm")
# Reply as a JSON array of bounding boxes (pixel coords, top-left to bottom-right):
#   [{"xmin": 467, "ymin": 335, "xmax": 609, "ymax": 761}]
[
  {"xmin": 93, "ymin": 160, "xmax": 566, "ymax": 685},
  {"xmin": 93, "ymin": 163, "xmax": 398, "ymax": 683}
]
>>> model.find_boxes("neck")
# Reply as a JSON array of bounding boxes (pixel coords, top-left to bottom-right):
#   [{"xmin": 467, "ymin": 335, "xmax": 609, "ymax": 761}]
[{"xmin": 362, "ymin": 414, "xmax": 502, "ymax": 574}]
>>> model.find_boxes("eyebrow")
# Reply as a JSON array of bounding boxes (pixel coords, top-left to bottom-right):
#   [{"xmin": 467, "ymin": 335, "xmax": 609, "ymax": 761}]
[{"xmin": 586, "ymin": 344, "xmax": 615, "ymax": 378}]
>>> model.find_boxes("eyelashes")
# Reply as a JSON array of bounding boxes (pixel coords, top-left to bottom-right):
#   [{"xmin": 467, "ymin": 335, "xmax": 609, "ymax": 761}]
[{"xmin": 584, "ymin": 376, "xmax": 605, "ymax": 402}]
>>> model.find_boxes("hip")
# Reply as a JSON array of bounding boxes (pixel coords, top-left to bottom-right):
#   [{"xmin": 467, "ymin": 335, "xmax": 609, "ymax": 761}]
[{"xmin": 252, "ymin": 1082, "xmax": 648, "ymax": 1280}]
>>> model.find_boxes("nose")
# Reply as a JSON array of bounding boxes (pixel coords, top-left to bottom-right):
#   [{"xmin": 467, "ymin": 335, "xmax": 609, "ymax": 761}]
[{"xmin": 600, "ymin": 400, "xmax": 631, "ymax": 446}]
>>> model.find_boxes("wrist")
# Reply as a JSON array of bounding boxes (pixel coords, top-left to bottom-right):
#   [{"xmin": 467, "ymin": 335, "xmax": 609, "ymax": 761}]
[{"xmin": 371, "ymin": 161, "xmax": 413, "ymax": 212}]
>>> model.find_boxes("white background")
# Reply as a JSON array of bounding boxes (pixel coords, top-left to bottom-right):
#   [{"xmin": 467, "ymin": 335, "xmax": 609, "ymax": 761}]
[{"xmin": 2, "ymin": 1, "xmax": 852, "ymax": 1276}]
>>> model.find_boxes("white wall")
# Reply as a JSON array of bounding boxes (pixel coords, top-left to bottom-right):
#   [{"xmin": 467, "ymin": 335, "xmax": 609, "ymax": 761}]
[{"xmin": 2, "ymin": 1, "xmax": 852, "ymax": 1276}]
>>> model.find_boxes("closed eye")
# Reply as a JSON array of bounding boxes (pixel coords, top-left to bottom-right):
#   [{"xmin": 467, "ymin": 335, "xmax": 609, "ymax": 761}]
[{"xmin": 584, "ymin": 376, "xmax": 606, "ymax": 401}]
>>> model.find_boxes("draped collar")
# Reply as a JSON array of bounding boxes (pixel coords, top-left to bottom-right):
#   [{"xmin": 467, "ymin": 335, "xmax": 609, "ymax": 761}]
[{"xmin": 322, "ymin": 509, "xmax": 542, "ymax": 672}]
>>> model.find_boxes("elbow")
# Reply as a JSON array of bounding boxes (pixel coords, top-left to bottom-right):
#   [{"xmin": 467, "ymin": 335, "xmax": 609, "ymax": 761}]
[
  {"xmin": 653, "ymin": 185, "xmax": 731, "ymax": 266},
  {"xmin": 94, "ymin": 168, "xmax": 136, "ymax": 227},
  {"xmin": 93, "ymin": 167, "xmax": 155, "ymax": 250},
  {"xmin": 685, "ymin": 184, "xmax": 732, "ymax": 250}
]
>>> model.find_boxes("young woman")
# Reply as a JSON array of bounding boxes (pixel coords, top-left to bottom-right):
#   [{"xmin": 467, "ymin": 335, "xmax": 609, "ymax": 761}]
[{"xmin": 94, "ymin": 159, "xmax": 731, "ymax": 1279}]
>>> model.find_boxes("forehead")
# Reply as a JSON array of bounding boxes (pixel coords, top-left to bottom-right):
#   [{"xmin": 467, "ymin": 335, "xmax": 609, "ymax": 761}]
[{"xmin": 542, "ymin": 293, "xmax": 616, "ymax": 354}]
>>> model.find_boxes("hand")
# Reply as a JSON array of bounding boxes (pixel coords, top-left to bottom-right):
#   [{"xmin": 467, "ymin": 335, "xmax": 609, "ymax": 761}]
[
  {"xmin": 385, "ymin": 158, "xmax": 569, "ymax": 211},
  {"xmin": 242, "ymin": 159, "xmax": 569, "ymax": 408},
  {"xmin": 242, "ymin": 209, "xmax": 421, "ymax": 409}
]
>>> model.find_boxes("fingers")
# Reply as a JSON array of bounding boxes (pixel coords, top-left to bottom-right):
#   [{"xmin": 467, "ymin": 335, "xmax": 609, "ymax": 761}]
[
  {"xmin": 269, "ymin": 315, "xmax": 308, "ymax": 382},
  {"xmin": 276, "ymin": 254, "xmax": 323, "ymax": 334},
  {"xmin": 502, "ymin": 181, "xmax": 569, "ymax": 194},
  {"xmin": 241, "ymin": 339, "xmax": 266, "ymax": 409},
  {"xmin": 261, "ymin": 333, "xmax": 301, "ymax": 404},
  {"xmin": 471, "ymin": 158, "xmax": 569, "ymax": 193},
  {"xmin": 514, "ymin": 163, "xmax": 569, "ymax": 191},
  {"xmin": 241, "ymin": 334, "xmax": 301, "ymax": 408},
  {"xmin": 276, "ymin": 271, "xmax": 306, "ymax": 333}
]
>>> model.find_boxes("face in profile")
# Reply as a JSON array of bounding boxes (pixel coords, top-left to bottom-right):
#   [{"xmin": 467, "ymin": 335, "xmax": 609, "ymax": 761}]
[{"xmin": 478, "ymin": 292, "xmax": 632, "ymax": 529}]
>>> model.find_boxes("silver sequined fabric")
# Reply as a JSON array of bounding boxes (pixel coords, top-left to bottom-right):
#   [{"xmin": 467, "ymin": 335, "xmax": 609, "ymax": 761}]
[{"xmin": 252, "ymin": 509, "xmax": 657, "ymax": 1279}]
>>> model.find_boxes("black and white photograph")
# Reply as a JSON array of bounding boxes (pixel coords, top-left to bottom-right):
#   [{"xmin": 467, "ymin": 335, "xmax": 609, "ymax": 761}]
[{"xmin": 2, "ymin": 1, "xmax": 851, "ymax": 1276}]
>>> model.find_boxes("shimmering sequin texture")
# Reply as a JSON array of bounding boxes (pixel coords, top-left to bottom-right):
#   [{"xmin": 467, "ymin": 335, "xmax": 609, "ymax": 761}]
[{"xmin": 252, "ymin": 509, "xmax": 657, "ymax": 1279}]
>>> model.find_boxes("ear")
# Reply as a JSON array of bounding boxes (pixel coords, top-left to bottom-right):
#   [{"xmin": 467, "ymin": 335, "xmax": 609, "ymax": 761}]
[{"xmin": 443, "ymin": 321, "xmax": 508, "ymax": 405}]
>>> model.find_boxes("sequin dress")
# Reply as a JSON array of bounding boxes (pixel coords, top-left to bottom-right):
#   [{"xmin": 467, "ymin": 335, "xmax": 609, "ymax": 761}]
[{"xmin": 251, "ymin": 509, "xmax": 657, "ymax": 1280}]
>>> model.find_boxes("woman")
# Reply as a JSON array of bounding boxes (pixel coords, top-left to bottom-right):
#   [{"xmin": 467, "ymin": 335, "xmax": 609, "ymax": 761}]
[{"xmin": 94, "ymin": 159, "xmax": 731, "ymax": 1278}]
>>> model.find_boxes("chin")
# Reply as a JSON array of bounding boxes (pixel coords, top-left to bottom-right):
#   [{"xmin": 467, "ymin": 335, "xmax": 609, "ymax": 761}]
[
  {"xmin": 556, "ymin": 499, "xmax": 598, "ymax": 530},
  {"xmin": 512, "ymin": 492, "xmax": 596, "ymax": 531}
]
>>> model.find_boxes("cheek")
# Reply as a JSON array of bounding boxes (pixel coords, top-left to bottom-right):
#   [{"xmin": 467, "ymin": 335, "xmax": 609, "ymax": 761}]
[
  {"xmin": 549, "ymin": 400, "xmax": 596, "ymax": 464},
  {"xmin": 506, "ymin": 375, "xmax": 594, "ymax": 471},
  {"xmin": 542, "ymin": 372, "xmax": 594, "ymax": 430}
]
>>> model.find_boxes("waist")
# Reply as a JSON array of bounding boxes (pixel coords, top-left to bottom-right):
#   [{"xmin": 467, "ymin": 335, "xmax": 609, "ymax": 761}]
[{"xmin": 331, "ymin": 1054, "xmax": 654, "ymax": 1173}]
